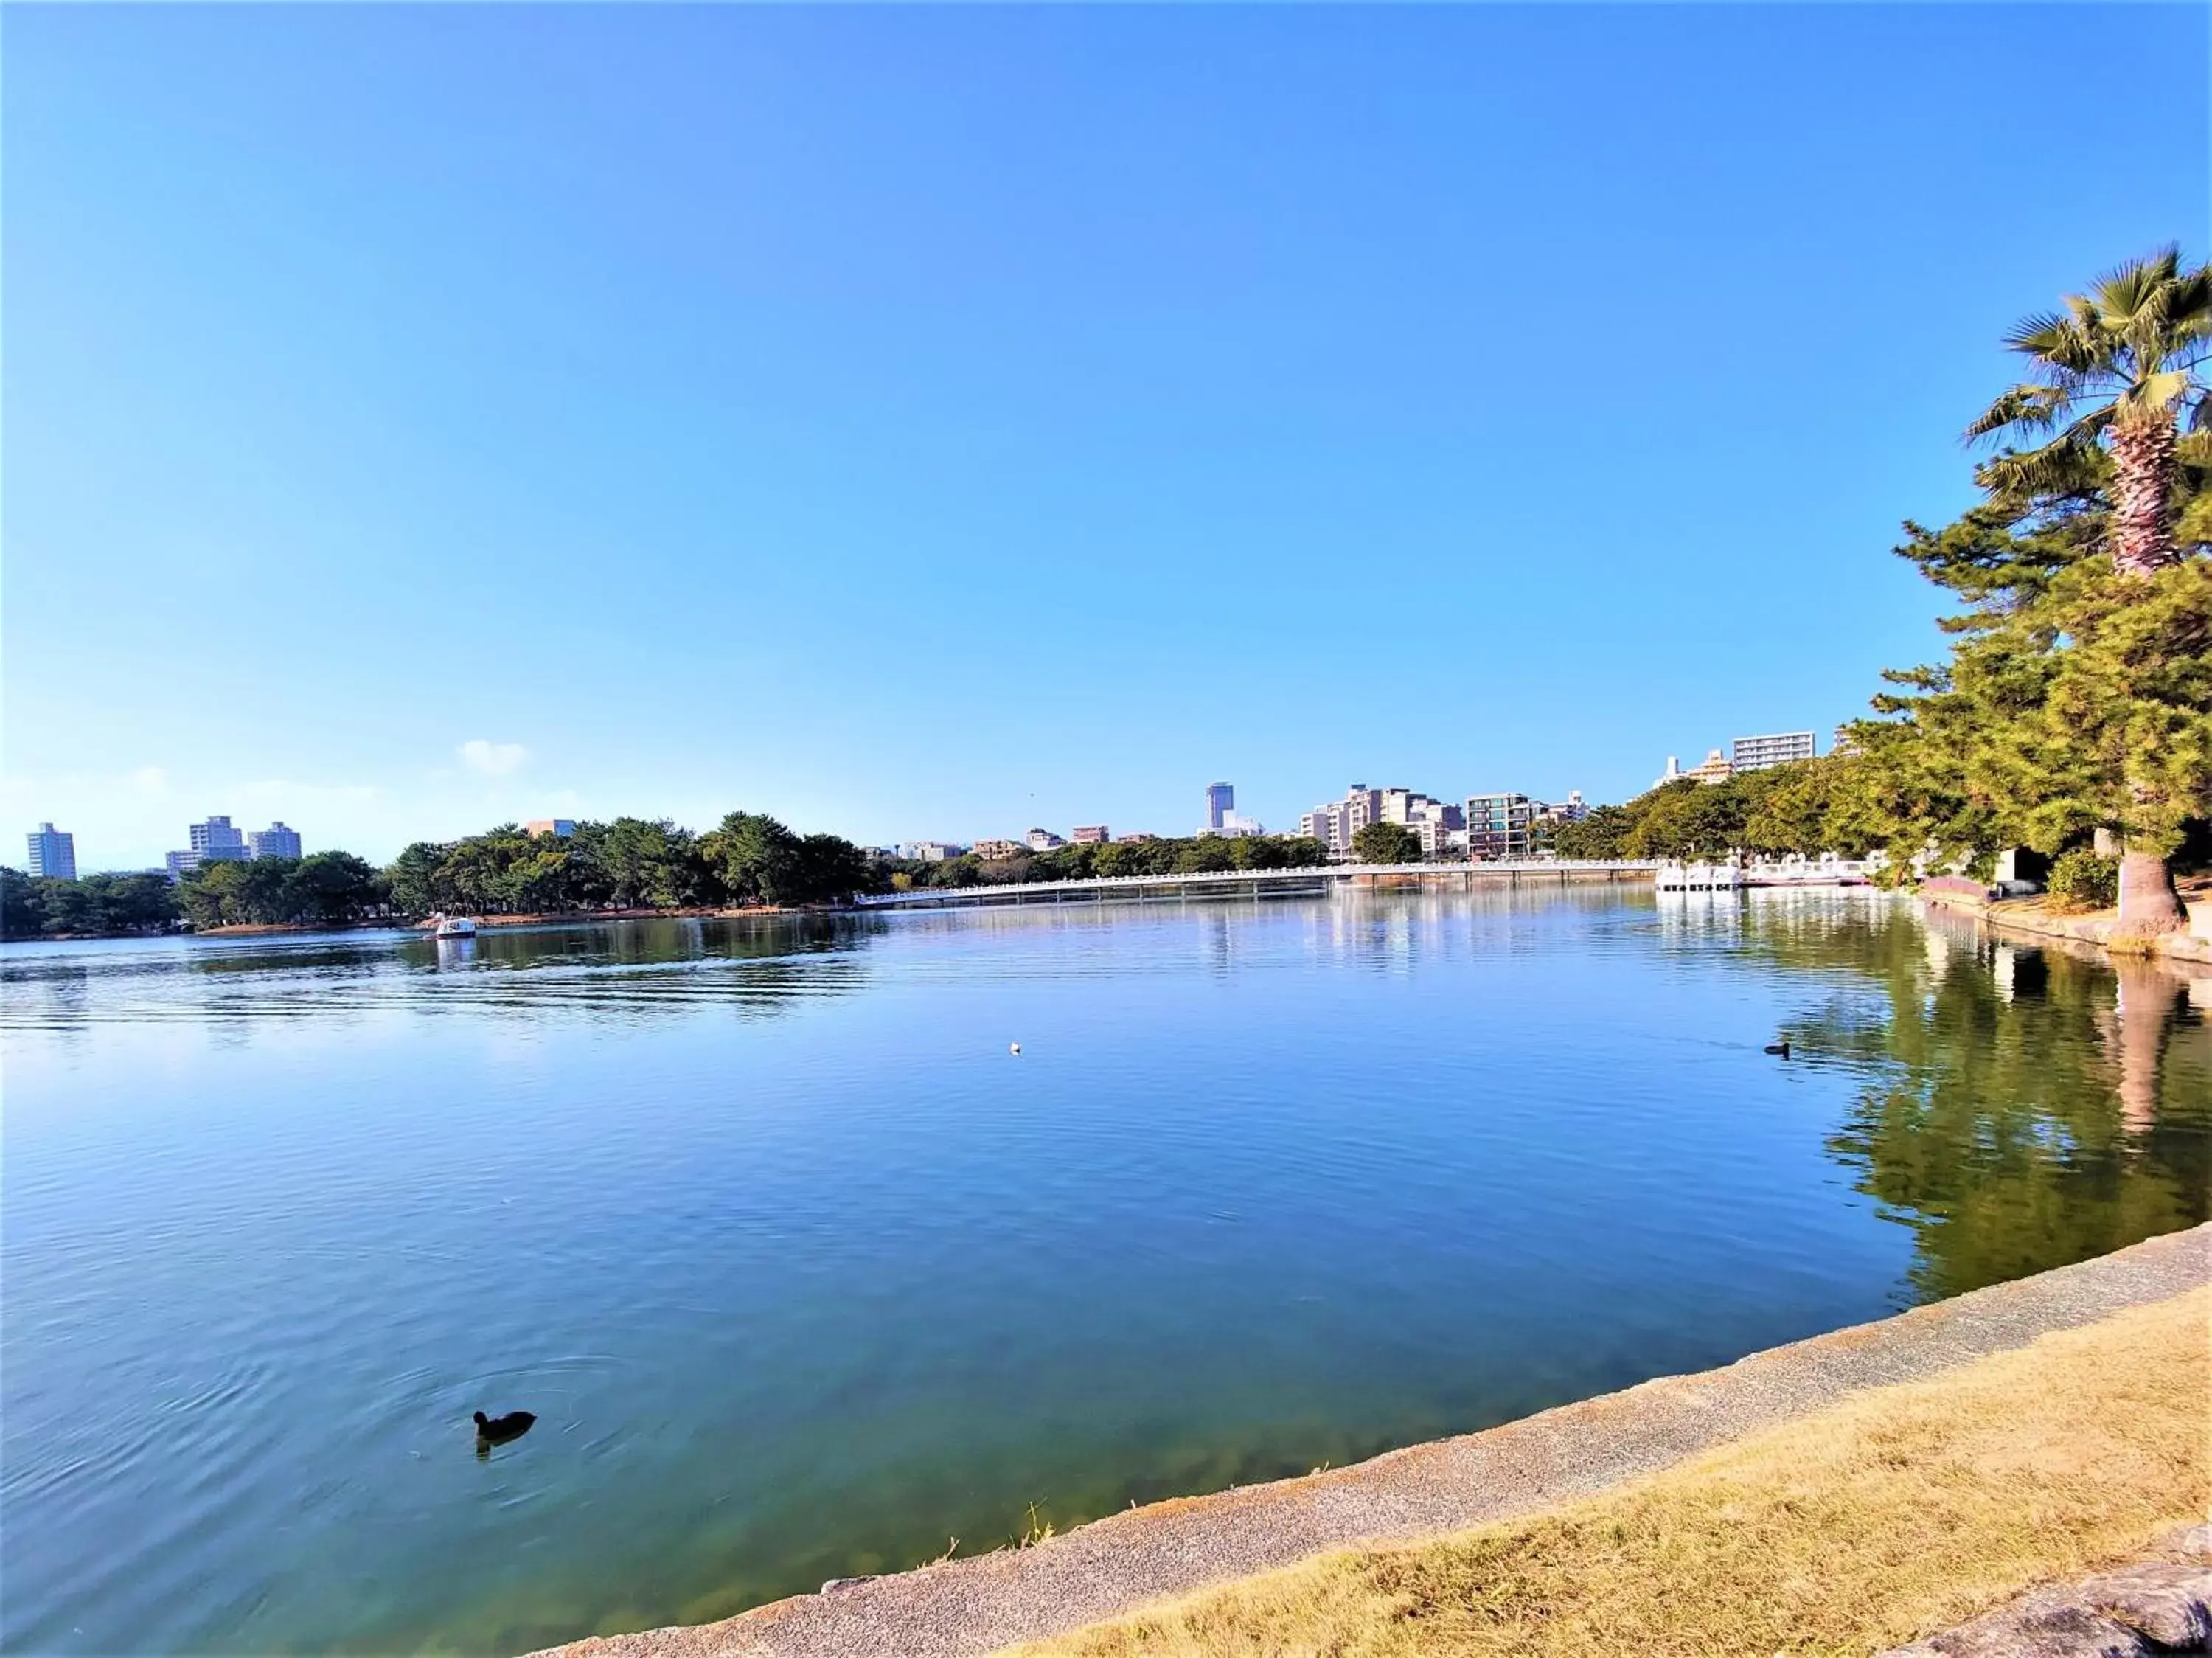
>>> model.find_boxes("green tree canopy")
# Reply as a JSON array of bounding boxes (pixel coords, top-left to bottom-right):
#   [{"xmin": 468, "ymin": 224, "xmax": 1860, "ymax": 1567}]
[
  {"xmin": 1351, "ymin": 822, "xmax": 1423, "ymax": 864},
  {"xmin": 1878, "ymin": 246, "xmax": 2212, "ymax": 933},
  {"xmin": 178, "ymin": 853, "xmax": 383, "ymax": 928},
  {"xmin": 7, "ymin": 870, "xmax": 181, "ymax": 937},
  {"xmin": 1847, "ymin": 251, "xmax": 2212, "ymax": 930}
]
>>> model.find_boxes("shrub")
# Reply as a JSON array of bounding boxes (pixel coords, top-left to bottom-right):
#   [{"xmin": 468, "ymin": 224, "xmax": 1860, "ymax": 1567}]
[{"xmin": 2046, "ymin": 849, "xmax": 2118, "ymax": 913}]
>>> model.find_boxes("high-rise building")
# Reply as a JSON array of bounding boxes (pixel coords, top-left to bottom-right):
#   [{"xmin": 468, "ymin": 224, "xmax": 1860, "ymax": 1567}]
[
  {"xmin": 188, "ymin": 816, "xmax": 249, "ymax": 863},
  {"xmin": 1205, "ymin": 783, "xmax": 1235, "ymax": 832},
  {"xmin": 1301, "ymin": 785, "xmax": 1450, "ymax": 855},
  {"xmin": 248, "ymin": 822, "xmax": 302, "ymax": 860},
  {"xmin": 1299, "ymin": 784, "xmax": 1385, "ymax": 856},
  {"xmin": 26, "ymin": 823, "xmax": 76, "ymax": 881},
  {"xmin": 1026, "ymin": 828, "xmax": 1067, "ymax": 852},
  {"xmin": 1465, "ymin": 793, "xmax": 1537, "ymax": 860},
  {"xmin": 1731, "ymin": 731, "xmax": 1818, "ymax": 771},
  {"xmin": 1071, "ymin": 825, "xmax": 1110, "ymax": 844}
]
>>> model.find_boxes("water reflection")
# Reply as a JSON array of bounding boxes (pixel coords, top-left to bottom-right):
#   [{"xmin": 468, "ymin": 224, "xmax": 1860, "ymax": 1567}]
[
  {"xmin": 1, "ymin": 915, "xmax": 887, "ymax": 1033},
  {"xmin": 1798, "ymin": 904, "xmax": 2211, "ymax": 1302},
  {"xmin": 2104, "ymin": 959, "xmax": 2192, "ymax": 1137}
]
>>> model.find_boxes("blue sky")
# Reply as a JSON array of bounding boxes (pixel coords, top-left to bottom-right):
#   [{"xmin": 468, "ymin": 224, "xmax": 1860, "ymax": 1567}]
[{"xmin": 5, "ymin": 5, "xmax": 2205, "ymax": 869}]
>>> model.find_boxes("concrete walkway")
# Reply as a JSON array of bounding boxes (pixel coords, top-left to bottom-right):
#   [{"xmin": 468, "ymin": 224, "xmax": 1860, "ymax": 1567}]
[{"xmin": 535, "ymin": 1224, "xmax": 2212, "ymax": 1658}]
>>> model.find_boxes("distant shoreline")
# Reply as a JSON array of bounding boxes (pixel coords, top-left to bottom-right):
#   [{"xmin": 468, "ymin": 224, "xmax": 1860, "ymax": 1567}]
[
  {"xmin": 7, "ymin": 906, "xmax": 813, "ymax": 943},
  {"xmin": 204, "ymin": 905, "xmax": 804, "ymax": 936},
  {"xmin": 408, "ymin": 905, "xmax": 798, "ymax": 930}
]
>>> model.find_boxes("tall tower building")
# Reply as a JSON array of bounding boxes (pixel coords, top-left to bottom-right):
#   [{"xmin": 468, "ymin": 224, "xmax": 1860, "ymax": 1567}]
[
  {"xmin": 27, "ymin": 823, "xmax": 76, "ymax": 881},
  {"xmin": 1206, "ymin": 782, "xmax": 1234, "ymax": 832}
]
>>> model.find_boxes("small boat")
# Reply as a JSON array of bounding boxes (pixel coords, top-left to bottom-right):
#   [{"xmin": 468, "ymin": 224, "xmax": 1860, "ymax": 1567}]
[{"xmin": 431, "ymin": 915, "xmax": 479, "ymax": 939}]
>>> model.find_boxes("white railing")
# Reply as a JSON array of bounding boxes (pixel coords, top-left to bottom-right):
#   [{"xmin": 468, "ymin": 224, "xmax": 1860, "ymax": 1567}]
[
  {"xmin": 1655, "ymin": 856, "xmax": 1875, "ymax": 892},
  {"xmin": 856, "ymin": 859, "xmax": 1661, "ymax": 907}
]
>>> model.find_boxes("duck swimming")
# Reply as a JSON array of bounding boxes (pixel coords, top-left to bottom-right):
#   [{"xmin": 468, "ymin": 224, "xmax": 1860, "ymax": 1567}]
[
  {"xmin": 1764, "ymin": 1040, "xmax": 1791, "ymax": 1058},
  {"xmin": 473, "ymin": 1409, "xmax": 536, "ymax": 1446}
]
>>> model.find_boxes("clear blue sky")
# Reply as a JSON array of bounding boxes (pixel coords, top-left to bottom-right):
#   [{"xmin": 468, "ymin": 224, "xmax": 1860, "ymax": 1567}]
[{"xmin": 5, "ymin": 5, "xmax": 2205, "ymax": 869}]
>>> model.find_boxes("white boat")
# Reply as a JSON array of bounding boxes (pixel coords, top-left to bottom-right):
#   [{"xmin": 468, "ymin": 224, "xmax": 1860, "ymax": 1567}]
[{"xmin": 431, "ymin": 915, "xmax": 479, "ymax": 939}]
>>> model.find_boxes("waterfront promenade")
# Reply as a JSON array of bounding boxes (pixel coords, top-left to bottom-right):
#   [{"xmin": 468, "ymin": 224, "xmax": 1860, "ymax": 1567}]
[{"xmin": 855, "ymin": 859, "xmax": 1660, "ymax": 910}]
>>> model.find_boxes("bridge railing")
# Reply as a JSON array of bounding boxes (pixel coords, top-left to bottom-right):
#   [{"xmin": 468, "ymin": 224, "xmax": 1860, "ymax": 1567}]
[{"xmin": 854, "ymin": 859, "xmax": 1661, "ymax": 907}]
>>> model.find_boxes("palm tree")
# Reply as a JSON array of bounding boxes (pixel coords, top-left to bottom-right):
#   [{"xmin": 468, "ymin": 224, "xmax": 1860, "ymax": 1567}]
[
  {"xmin": 1966, "ymin": 249, "xmax": 2211, "ymax": 936},
  {"xmin": 1967, "ymin": 245, "xmax": 2211, "ymax": 575}
]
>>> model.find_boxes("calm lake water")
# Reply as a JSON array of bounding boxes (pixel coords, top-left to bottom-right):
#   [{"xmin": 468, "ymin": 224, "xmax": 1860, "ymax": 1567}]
[{"xmin": 5, "ymin": 887, "xmax": 2208, "ymax": 1655}]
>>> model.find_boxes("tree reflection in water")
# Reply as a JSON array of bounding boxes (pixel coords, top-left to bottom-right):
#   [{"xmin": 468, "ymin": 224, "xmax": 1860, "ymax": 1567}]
[{"xmin": 1788, "ymin": 903, "xmax": 2211, "ymax": 1303}]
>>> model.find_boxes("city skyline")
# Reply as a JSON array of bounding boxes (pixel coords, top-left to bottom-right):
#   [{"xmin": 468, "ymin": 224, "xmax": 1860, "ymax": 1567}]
[
  {"xmin": 15, "ymin": 762, "xmax": 1614, "ymax": 874},
  {"xmin": 4, "ymin": 7, "xmax": 2203, "ymax": 869}
]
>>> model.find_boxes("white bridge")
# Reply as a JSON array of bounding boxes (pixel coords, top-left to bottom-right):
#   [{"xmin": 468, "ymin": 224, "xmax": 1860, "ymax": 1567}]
[
  {"xmin": 1655, "ymin": 856, "xmax": 1876, "ymax": 892},
  {"xmin": 855, "ymin": 859, "xmax": 1663, "ymax": 909}
]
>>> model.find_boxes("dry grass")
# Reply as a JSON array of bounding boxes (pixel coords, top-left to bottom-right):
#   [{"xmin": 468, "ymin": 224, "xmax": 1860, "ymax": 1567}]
[{"xmin": 1011, "ymin": 1288, "xmax": 2211, "ymax": 1658}]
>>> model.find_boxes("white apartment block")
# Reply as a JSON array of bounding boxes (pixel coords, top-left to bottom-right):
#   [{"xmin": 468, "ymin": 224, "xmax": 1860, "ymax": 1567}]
[
  {"xmin": 1301, "ymin": 785, "xmax": 1458, "ymax": 857},
  {"xmin": 1732, "ymin": 731, "xmax": 1818, "ymax": 771}
]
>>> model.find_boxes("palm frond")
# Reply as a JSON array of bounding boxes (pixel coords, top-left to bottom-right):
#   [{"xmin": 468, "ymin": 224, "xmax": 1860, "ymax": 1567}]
[
  {"xmin": 2005, "ymin": 307, "xmax": 2106, "ymax": 375},
  {"xmin": 2090, "ymin": 244, "xmax": 2181, "ymax": 322},
  {"xmin": 1966, "ymin": 383, "xmax": 2070, "ymax": 440},
  {"xmin": 1974, "ymin": 434, "xmax": 2107, "ymax": 499}
]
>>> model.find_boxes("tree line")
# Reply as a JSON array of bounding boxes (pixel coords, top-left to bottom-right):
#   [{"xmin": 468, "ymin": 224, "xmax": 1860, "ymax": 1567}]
[
  {"xmin": 0, "ymin": 811, "xmax": 879, "ymax": 939},
  {"xmin": 176, "ymin": 853, "xmax": 386, "ymax": 929},
  {"xmin": 1, "ymin": 869, "xmax": 180, "ymax": 939},
  {"xmin": 884, "ymin": 833, "xmax": 1335, "ymax": 889},
  {"xmin": 1548, "ymin": 761, "xmax": 1877, "ymax": 861},
  {"xmin": 1558, "ymin": 245, "xmax": 2210, "ymax": 926},
  {"xmin": 384, "ymin": 812, "xmax": 871, "ymax": 917}
]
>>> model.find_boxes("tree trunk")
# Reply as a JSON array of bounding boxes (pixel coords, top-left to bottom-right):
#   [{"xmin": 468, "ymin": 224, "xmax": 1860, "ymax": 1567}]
[
  {"xmin": 2116, "ymin": 846, "xmax": 2186, "ymax": 936},
  {"xmin": 2107, "ymin": 414, "xmax": 2178, "ymax": 575}
]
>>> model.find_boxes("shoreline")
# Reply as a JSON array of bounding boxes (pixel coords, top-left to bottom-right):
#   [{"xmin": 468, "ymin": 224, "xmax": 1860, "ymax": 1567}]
[
  {"xmin": 1918, "ymin": 883, "xmax": 2212, "ymax": 967},
  {"xmin": 407, "ymin": 905, "xmax": 797, "ymax": 930},
  {"xmin": 531, "ymin": 1224, "xmax": 2211, "ymax": 1658}
]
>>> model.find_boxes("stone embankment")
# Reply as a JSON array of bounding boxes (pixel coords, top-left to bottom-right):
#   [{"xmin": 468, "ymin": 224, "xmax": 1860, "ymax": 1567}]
[{"xmin": 1919, "ymin": 878, "xmax": 2212, "ymax": 966}]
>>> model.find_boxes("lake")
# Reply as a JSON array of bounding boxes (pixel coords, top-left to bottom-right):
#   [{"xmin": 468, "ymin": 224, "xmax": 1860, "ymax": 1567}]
[{"xmin": 4, "ymin": 887, "xmax": 2207, "ymax": 1654}]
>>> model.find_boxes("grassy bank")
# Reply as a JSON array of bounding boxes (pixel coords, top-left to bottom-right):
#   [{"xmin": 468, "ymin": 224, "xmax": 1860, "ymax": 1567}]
[{"xmin": 1009, "ymin": 1288, "xmax": 2211, "ymax": 1658}]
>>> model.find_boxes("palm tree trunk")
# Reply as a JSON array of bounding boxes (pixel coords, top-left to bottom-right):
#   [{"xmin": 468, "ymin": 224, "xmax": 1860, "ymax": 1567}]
[
  {"xmin": 2108, "ymin": 414, "xmax": 2178, "ymax": 575},
  {"xmin": 2116, "ymin": 846, "xmax": 2186, "ymax": 935}
]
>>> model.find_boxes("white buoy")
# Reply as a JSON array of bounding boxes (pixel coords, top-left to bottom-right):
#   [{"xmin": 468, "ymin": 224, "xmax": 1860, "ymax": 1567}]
[{"xmin": 1009, "ymin": 1041, "xmax": 1022, "ymax": 1057}]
